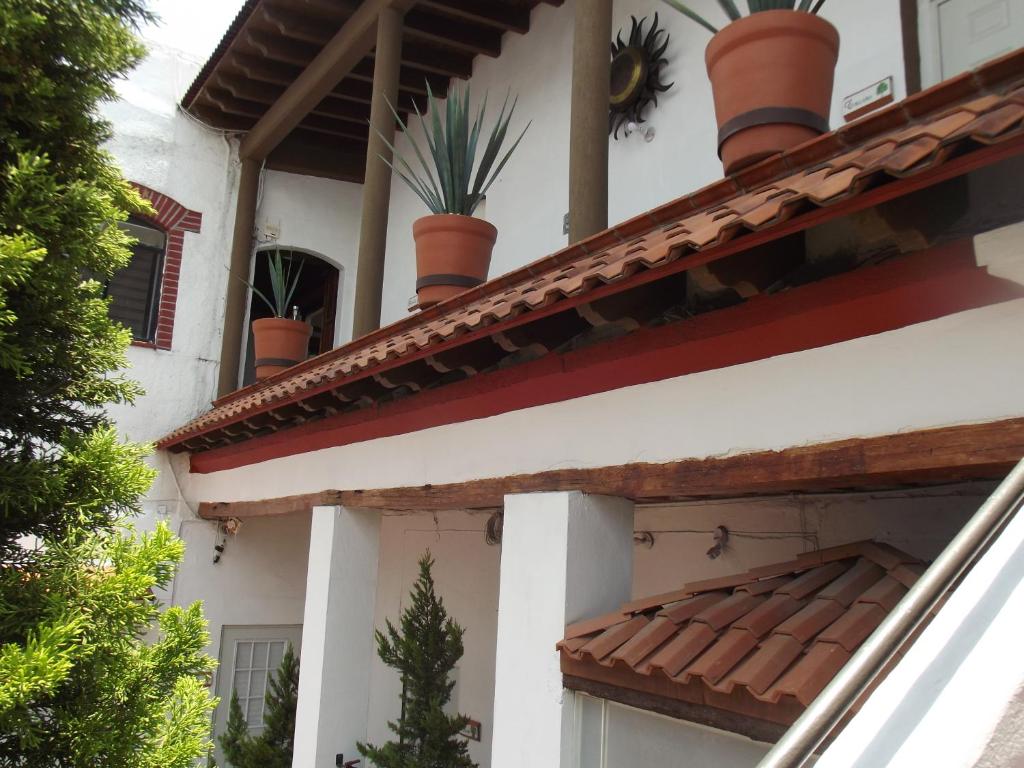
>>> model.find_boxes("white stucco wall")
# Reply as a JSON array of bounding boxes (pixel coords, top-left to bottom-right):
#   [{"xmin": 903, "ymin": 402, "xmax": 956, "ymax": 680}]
[
  {"xmin": 377, "ymin": 0, "xmax": 909, "ymax": 324},
  {"xmin": 101, "ymin": 39, "xmax": 240, "ymax": 533},
  {"xmin": 257, "ymin": 170, "xmax": 364, "ymax": 346},
  {"xmin": 175, "ymin": 296, "xmax": 1024, "ymax": 506},
  {"xmin": 366, "ymin": 510, "xmax": 501, "ymax": 768},
  {"xmin": 572, "ymin": 695, "xmax": 772, "ymax": 768},
  {"xmin": 816, "ymin": 469, "xmax": 1024, "ymax": 768},
  {"xmin": 172, "ymin": 511, "xmax": 312, "ymax": 668},
  {"xmin": 633, "ymin": 486, "xmax": 984, "ymax": 598}
]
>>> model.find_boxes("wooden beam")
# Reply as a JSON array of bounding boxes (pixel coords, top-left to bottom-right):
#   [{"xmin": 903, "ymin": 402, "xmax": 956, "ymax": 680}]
[
  {"xmin": 568, "ymin": 0, "xmax": 611, "ymax": 242},
  {"xmin": 352, "ymin": 5, "xmax": 403, "ymax": 338},
  {"xmin": 196, "ymin": 417, "xmax": 1024, "ymax": 517},
  {"xmin": 403, "ymin": 9, "xmax": 502, "ymax": 58},
  {"xmin": 265, "ymin": 132, "xmax": 368, "ymax": 183},
  {"xmin": 214, "ymin": 74, "xmax": 394, "ymax": 127},
  {"xmin": 240, "ymin": 0, "xmax": 412, "ymax": 160},
  {"xmin": 389, "ymin": 41, "xmax": 474, "ymax": 79},
  {"xmin": 563, "ymin": 675, "xmax": 792, "ymax": 744},
  {"xmin": 198, "ymin": 90, "xmax": 369, "ymax": 141},
  {"xmin": 264, "ymin": 0, "xmax": 499, "ymax": 57},
  {"xmin": 217, "ymin": 159, "xmax": 260, "ymax": 396},
  {"xmin": 226, "ymin": 54, "xmax": 427, "ymax": 113},
  {"xmin": 417, "ymin": 0, "xmax": 531, "ymax": 33}
]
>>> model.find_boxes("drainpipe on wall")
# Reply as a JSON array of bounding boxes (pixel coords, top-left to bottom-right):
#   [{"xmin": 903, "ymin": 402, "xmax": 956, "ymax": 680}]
[
  {"xmin": 217, "ymin": 157, "xmax": 260, "ymax": 397},
  {"xmin": 568, "ymin": 0, "xmax": 612, "ymax": 244},
  {"xmin": 351, "ymin": 7, "xmax": 405, "ymax": 339}
]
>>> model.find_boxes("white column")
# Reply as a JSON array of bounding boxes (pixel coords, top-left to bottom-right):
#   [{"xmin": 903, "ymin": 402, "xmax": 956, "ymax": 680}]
[
  {"xmin": 293, "ymin": 505, "xmax": 381, "ymax": 768},
  {"xmin": 491, "ymin": 492, "xmax": 634, "ymax": 768}
]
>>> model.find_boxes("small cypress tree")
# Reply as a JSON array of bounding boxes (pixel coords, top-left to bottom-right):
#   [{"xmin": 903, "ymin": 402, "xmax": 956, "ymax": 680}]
[
  {"xmin": 359, "ymin": 552, "xmax": 476, "ymax": 768},
  {"xmin": 220, "ymin": 693, "xmax": 251, "ymax": 768},
  {"xmin": 220, "ymin": 644, "xmax": 300, "ymax": 768}
]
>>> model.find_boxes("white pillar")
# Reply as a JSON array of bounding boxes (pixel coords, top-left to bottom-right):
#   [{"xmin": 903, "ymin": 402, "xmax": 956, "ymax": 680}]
[
  {"xmin": 491, "ymin": 492, "xmax": 634, "ymax": 768},
  {"xmin": 293, "ymin": 505, "xmax": 381, "ymax": 768}
]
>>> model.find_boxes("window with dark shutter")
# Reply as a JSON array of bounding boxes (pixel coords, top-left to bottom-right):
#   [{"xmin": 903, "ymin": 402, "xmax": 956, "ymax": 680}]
[{"xmin": 107, "ymin": 217, "xmax": 166, "ymax": 342}]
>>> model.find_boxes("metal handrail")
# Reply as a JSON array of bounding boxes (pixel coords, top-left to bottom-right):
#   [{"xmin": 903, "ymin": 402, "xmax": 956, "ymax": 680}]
[{"xmin": 756, "ymin": 457, "xmax": 1024, "ymax": 768}]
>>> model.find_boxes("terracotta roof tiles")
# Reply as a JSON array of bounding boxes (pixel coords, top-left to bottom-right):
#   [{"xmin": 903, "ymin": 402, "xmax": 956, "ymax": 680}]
[
  {"xmin": 161, "ymin": 49, "xmax": 1024, "ymax": 453},
  {"xmin": 559, "ymin": 540, "xmax": 932, "ymax": 719}
]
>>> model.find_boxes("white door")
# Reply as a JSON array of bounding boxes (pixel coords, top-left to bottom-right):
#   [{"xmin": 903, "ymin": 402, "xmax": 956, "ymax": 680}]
[
  {"xmin": 212, "ymin": 624, "xmax": 303, "ymax": 767},
  {"xmin": 920, "ymin": 0, "xmax": 1024, "ymax": 86}
]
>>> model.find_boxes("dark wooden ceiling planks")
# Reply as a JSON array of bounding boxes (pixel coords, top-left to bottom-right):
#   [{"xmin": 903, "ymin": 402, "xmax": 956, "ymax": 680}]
[{"xmin": 183, "ymin": 0, "xmax": 564, "ymax": 181}]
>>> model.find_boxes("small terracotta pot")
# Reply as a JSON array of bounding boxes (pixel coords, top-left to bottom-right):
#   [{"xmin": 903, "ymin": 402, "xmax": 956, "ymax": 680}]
[
  {"xmin": 705, "ymin": 10, "xmax": 840, "ymax": 174},
  {"xmin": 413, "ymin": 214, "xmax": 497, "ymax": 308},
  {"xmin": 251, "ymin": 317, "xmax": 311, "ymax": 380}
]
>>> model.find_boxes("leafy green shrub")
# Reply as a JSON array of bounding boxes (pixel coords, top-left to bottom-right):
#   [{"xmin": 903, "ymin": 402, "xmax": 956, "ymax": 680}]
[{"xmin": 0, "ymin": 0, "xmax": 217, "ymax": 764}]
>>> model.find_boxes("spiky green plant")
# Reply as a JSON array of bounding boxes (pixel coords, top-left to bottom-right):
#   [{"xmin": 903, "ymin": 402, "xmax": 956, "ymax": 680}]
[
  {"xmin": 244, "ymin": 250, "xmax": 305, "ymax": 319},
  {"xmin": 660, "ymin": 0, "xmax": 828, "ymax": 34},
  {"xmin": 376, "ymin": 83, "xmax": 530, "ymax": 217}
]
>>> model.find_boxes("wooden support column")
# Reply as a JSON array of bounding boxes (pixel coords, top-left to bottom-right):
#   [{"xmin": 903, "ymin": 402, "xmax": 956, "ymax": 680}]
[
  {"xmin": 352, "ymin": 7, "xmax": 404, "ymax": 338},
  {"xmin": 217, "ymin": 158, "xmax": 260, "ymax": 396},
  {"xmin": 568, "ymin": 0, "xmax": 612, "ymax": 244}
]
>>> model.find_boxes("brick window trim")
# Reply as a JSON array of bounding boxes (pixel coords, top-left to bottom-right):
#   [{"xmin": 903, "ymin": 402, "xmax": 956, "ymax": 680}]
[{"xmin": 129, "ymin": 183, "xmax": 202, "ymax": 351}]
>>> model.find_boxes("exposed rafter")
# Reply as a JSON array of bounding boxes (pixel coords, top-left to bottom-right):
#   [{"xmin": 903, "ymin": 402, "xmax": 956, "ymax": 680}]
[
  {"xmin": 183, "ymin": 0, "xmax": 560, "ymax": 176},
  {"xmin": 240, "ymin": 0, "xmax": 412, "ymax": 159}
]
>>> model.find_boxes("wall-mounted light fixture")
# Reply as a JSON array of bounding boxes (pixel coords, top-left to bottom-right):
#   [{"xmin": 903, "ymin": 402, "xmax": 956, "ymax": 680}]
[
  {"xmin": 485, "ymin": 510, "xmax": 503, "ymax": 546},
  {"xmin": 706, "ymin": 525, "xmax": 730, "ymax": 559}
]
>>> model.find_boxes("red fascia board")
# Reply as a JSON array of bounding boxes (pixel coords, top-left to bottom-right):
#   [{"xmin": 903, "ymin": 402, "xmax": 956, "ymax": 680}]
[
  {"xmin": 188, "ymin": 238, "xmax": 1024, "ymax": 473},
  {"xmin": 167, "ymin": 133, "xmax": 1024, "ymax": 450}
]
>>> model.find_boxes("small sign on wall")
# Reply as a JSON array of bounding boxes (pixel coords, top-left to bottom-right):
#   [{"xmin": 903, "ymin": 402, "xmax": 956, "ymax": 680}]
[
  {"xmin": 842, "ymin": 76, "xmax": 895, "ymax": 122},
  {"xmin": 460, "ymin": 719, "xmax": 482, "ymax": 742}
]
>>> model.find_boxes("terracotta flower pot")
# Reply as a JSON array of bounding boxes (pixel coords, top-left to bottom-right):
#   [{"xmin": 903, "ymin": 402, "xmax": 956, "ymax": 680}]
[
  {"xmin": 251, "ymin": 317, "xmax": 311, "ymax": 380},
  {"xmin": 705, "ymin": 10, "xmax": 840, "ymax": 175},
  {"xmin": 413, "ymin": 214, "xmax": 497, "ymax": 308}
]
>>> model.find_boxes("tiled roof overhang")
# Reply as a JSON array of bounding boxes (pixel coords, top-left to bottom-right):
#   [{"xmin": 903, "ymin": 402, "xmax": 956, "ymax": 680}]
[
  {"xmin": 558, "ymin": 541, "xmax": 931, "ymax": 736},
  {"xmin": 160, "ymin": 49, "xmax": 1024, "ymax": 458}
]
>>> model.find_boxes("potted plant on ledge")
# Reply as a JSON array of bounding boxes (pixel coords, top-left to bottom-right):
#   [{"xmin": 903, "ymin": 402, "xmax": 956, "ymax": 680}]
[
  {"xmin": 246, "ymin": 250, "xmax": 311, "ymax": 380},
  {"xmin": 378, "ymin": 84, "xmax": 529, "ymax": 309},
  {"xmin": 661, "ymin": 0, "xmax": 838, "ymax": 174}
]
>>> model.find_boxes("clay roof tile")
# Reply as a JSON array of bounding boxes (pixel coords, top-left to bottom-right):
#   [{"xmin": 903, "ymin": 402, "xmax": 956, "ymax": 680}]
[{"xmin": 161, "ymin": 57, "xmax": 1024, "ymax": 452}]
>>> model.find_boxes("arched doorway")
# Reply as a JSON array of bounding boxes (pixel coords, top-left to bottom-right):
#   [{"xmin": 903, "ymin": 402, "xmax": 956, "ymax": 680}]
[{"xmin": 242, "ymin": 248, "xmax": 341, "ymax": 387}]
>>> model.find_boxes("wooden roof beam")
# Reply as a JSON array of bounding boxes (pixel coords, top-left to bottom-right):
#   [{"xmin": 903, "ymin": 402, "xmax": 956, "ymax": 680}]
[
  {"xmin": 262, "ymin": 3, "xmax": 500, "ymax": 59},
  {"xmin": 243, "ymin": 28, "xmax": 320, "ymax": 68},
  {"xmin": 266, "ymin": 133, "xmax": 366, "ymax": 183},
  {"xmin": 246, "ymin": 25, "xmax": 472, "ymax": 85},
  {"xmin": 213, "ymin": 72, "xmax": 409, "ymax": 127},
  {"xmin": 390, "ymin": 41, "xmax": 473, "ymax": 79},
  {"xmin": 226, "ymin": 55, "xmax": 426, "ymax": 112},
  {"xmin": 349, "ymin": 59, "xmax": 450, "ymax": 99},
  {"xmin": 403, "ymin": 9, "xmax": 502, "ymax": 58},
  {"xmin": 417, "ymin": 0, "xmax": 531, "ymax": 34},
  {"xmin": 240, "ymin": 0, "xmax": 413, "ymax": 160},
  {"xmin": 198, "ymin": 90, "xmax": 370, "ymax": 142}
]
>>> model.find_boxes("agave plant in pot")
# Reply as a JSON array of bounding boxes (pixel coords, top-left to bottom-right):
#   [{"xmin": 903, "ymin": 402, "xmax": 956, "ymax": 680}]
[
  {"xmin": 245, "ymin": 250, "xmax": 311, "ymax": 380},
  {"xmin": 378, "ymin": 83, "xmax": 529, "ymax": 309},
  {"xmin": 661, "ymin": 0, "xmax": 838, "ymax": 174}
]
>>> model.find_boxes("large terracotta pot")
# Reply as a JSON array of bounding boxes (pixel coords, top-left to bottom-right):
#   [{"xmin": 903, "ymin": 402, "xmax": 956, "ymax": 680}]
[
  {"xmin": 251, "ymin": 317, "xmax": 311, "ymax": 380},
  {"xmin": 705, "ymin": 10, "xmax": 840, "ymax": 174},
  {"xmin": 413, "ymin": 214, "xmax": 497, "ymax": 308}
]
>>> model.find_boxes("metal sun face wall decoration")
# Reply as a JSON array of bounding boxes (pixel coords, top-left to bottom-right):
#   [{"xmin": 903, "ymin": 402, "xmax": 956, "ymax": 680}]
[{"xmin": 610, "ymin": 13, "xmax": 674, "ymax": 140}]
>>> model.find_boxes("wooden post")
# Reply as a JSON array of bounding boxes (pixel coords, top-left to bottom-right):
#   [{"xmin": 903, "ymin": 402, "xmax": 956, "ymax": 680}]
[
  {"xmin": 568, "ymin": 0, "xmax": 612, "ymax": 244},
  {"xmin": 217, "ymin": 157, "xmax": 260, "ymax": 397},
  {"xmin": 352, "ymin": 7, "xmax": 404, "ymax": 339}
]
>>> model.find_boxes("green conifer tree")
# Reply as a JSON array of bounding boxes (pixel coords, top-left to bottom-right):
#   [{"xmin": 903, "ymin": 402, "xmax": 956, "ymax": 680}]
[
  {"xmin": 220, "ymin": 693, "xmax": 252, "ymax": 768},
  {"xmin": 0, "ymin": 0, "xmax": 217, "ymax": 764},
  {"xmin": 219, "ymin": 644, "xmax": 300, "ymax": 768},
  {"xmin": 359, "ymin": 552, "xmax": 476, "ymax": 768}
]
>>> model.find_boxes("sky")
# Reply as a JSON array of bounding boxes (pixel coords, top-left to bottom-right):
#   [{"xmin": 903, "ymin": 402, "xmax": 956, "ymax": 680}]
[{"xmin": 141, "ymin": 0, "xmax": 248, "ymax": 62}]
